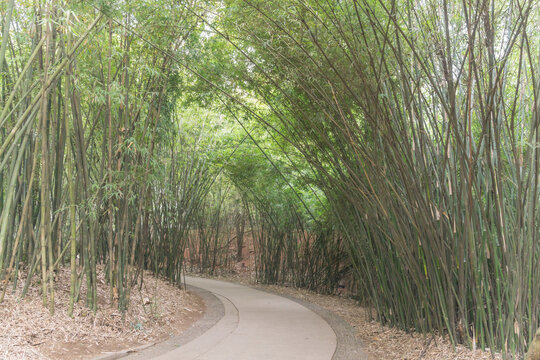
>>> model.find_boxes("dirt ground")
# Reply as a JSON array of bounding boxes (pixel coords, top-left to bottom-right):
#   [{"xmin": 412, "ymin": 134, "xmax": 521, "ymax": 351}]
[{"xmin": 0, "ymin": 266, "xmax": 204, "ymax": 360}]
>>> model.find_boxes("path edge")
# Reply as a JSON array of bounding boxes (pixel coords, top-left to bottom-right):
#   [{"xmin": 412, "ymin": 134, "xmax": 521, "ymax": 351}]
[
  {"xmin": 186, "ymin": 273, "xmax": 369, "ymax": 360},
  {"xmin": 249, "ymin": 284, "xmax": 369, "ymax": 360},
  {"xmin": 92, "ymin": 284, "xmax": 225, "ymax": 360}
]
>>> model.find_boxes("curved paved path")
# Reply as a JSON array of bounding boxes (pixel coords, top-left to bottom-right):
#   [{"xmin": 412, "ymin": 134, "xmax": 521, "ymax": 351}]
[{"xmin": 155, "ymin": 276, "xmax": 337, "ymax": 360}]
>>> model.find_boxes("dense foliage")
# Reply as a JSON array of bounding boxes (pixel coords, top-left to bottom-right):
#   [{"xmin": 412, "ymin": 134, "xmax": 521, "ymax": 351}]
[
  {"xmin": 0, "ymin": 0, "xmax": 538, "ymax": 357},
  {"xmin": 186, "ymin": 0, "xmax": 540, "ymax": 356}
]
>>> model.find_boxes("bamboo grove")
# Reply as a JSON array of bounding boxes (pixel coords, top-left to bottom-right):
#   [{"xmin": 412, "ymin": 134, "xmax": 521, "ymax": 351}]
[
  {"xmin": 185, "ymin": 149, "xmax": 346, "ymax": 294},
  {"xmin": 193, "ymin": 0, "xmax": 538, "ymax": 356},
  {"xmin": 0, "ymin": 1, "xmax": 213, "ymax": 315},
  {"xmin": 1, "ymin": 0, "xmax": 539, "ymax": 358}
]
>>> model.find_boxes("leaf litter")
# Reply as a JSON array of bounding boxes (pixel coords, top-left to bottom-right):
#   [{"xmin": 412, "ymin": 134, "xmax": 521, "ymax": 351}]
[{"xmin": 0, "ymin": 265, "xmax": 204, "ymax": 359}]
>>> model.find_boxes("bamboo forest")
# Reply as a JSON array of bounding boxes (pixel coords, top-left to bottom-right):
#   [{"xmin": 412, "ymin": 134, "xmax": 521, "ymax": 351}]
[{"xmin": 0, "ymin": 0, "xmax": 538, "ymax": 359}]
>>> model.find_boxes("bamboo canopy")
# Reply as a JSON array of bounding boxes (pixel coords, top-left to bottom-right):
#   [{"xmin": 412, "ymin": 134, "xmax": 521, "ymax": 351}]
[{"xmin": 0, "ymin": 0, "xmax": 538, "ymax": 357}]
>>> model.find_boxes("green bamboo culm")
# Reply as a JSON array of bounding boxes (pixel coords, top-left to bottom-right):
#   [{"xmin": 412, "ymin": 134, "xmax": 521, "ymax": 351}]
[
  {"xmin": 204, "ymin": 0, "xmax": 539, "ymax": 356},
  {"xmin": 0, "ymin": 0, "xmax": 207, "ymax": 318},
  {"xmin": 0, "ymin": 0, "xmax": 537, "ymax": 358}
]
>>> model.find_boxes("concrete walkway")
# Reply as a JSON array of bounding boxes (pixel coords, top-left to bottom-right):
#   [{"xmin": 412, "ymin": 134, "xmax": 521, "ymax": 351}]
[{"xmin": 154, "ymin": 276, "xmax": 337, "ymax": 360}]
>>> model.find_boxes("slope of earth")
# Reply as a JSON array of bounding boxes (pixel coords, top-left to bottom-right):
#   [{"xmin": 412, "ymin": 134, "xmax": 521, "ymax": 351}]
[{"xmin": 0, "ymin": 266, "xmax": 204, "ymax": 360}]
